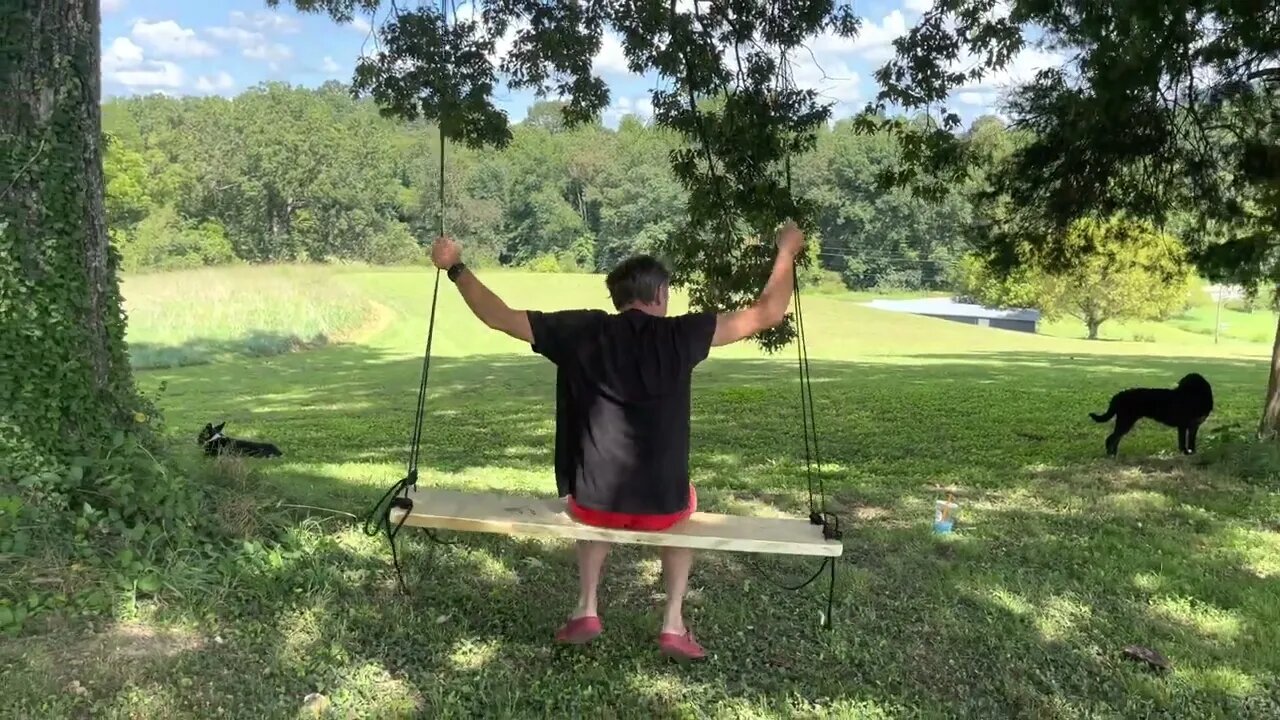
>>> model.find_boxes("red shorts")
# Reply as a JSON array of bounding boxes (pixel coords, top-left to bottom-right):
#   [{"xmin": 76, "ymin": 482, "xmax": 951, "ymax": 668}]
[{"xmin": 568, "ymin": 486, "xmax": 697, "ymax": 531}]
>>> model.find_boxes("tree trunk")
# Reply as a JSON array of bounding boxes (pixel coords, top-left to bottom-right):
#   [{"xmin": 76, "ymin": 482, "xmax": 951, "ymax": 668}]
[
  {"xmin": 1086, "ymin": 318, "xmax": 1101, "ymax": 340},
  {"xmin": 1258, "ymin": 313, "xmax": 1280, "ymax": 439},
  {"xmin": 1, "ymin": 0, "xmax": 136, "ymax": 465}
]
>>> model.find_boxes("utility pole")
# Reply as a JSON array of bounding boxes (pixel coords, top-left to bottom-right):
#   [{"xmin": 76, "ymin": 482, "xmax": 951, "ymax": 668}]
[{"xmin": 1214, "ymin": 287, "xmax": 1223, "ymax": 345}]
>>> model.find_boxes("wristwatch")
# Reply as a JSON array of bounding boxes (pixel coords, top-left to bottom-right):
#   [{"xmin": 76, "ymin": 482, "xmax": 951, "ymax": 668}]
[{"xmin": 446, "ymin": 262, "xmax": 467, "ymax": 283}]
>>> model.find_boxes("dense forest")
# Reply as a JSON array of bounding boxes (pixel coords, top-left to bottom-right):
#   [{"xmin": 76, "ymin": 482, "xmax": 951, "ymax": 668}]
[{"xmin": 102, "ymin": 82, "xmax": 1002, "ymax": 292}]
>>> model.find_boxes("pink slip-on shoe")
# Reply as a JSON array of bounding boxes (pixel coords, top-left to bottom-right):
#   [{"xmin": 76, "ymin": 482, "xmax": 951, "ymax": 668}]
[
  {"xmin": 658, "ymin": 631, "xmax": 706, "ymax": 662},
  {"xmin": 555, "ymin": 616, "xmax": 602, "ymax": 645}
]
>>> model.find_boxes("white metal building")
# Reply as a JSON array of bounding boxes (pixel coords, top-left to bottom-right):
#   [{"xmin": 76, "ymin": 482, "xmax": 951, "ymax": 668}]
[{"xmin": 865, "ymin": 297, "xmax": 1041, "ymax": 333}]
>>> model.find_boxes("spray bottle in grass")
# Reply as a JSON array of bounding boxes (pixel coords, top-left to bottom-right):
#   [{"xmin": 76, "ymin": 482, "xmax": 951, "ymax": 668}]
[{"xmin": 934, "ymin": 493, "xmax": 959, "ymax": 534}]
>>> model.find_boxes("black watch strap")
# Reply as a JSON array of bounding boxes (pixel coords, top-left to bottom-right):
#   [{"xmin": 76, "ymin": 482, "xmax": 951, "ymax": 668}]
[{"xmin": 447, "ymin": 262, "xmax": 467, "ymax": 283}]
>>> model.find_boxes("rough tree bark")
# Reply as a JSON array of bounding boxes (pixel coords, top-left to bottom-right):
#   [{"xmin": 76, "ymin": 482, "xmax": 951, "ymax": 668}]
[
  {"xmin": 1259, "ymin": 314, "xmax": 1280, "ymax": 439},
  {"xmin": 1, "ymin": 0, "xmax": 136, "ymax": 465},
  {"xmin": 1086, "ymin": 318, "xmax": 1102, "ymax": 340}
]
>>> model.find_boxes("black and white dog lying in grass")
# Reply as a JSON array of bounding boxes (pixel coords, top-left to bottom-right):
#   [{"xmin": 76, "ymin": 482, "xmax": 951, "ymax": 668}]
[
  {"xmin": 198, "ymin": 422, "xmax": 283, "ymax": 458},
  {"xmin": 1090, "ymin": 373, "xmax": 1214, "ymax": 457}
]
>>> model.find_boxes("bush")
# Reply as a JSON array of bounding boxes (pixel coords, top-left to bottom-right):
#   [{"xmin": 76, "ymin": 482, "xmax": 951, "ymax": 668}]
[
  {"xmin": 525, "ymin": 253, "xmax": 563, "ymax": 273},
  {"xmin": 806, "ymin": 269, "xmax": 848, "ymax": 294},
  {"xmin": 1196, "ymin": 426, "xmax": 1280, "ymax": 486},
  {"xmin": 464, "ymin": 242, "xmax": 501, "ymax": 269},
  {"xmin": 364, "ymin": 221, "xmax": 421, "ymax": 265},
  {"xmin": 0, "ymin": 389, "xmax": 215, "ymax": 635},
  {"xmin": 117, "ymin": 207, "xmax": 235, "ymax": 272}
]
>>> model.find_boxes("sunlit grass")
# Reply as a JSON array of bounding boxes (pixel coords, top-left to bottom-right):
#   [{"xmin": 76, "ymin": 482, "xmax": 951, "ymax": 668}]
[{"xmin": 4, "ymin": 265, "xmax": 1277, "ymax": 719}]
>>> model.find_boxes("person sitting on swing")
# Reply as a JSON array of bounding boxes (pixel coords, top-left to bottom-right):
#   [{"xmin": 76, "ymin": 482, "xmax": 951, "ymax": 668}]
[{"xmin": 430, "ymin": 223, "xmax": 805, "ymax": 661}]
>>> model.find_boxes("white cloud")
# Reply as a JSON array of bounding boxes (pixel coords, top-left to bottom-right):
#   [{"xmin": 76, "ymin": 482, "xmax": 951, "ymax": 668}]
[
  {"xmin": 195, "ymin": 71, "xmax": 235, "ymax": 93},
  {"xmin": 850, "ymin": 11, "xmax": 909, "ymax": 62},
  {"xmin": 958, "ymin": 46, "xmax": 1064, "ymax": 93},
  {"xmin": 942, "ymin": 44, "xmax": 1065, "ymax": 112},
  {"xmin": 102, "ymin": 34, "xmax": 187, "ymax": 90},
  {"xmin": 603, "ymin": 96, "xmax": 632, "ymax": 123},
  {"xmin": 102, "ymin": 34, "xmax": 185, "ymax": 89},
  {"xmin": 102, "ymin": 0, "xmax": 126, "ymax": 13},
  {"xmin": 593, "ymin": 33, "xmax": 631, "ymax": 76},
  {"xmin": 904, "ymin": 0, "xmax": 934, "ymax": 13},
  {"xmin": 206, "ymin": 26, "xmax": 261, "ymax": 46},
  {"xmin": 131, "ymin": 20, "xmax": 216, "ymax": 58},
  {"xmin": 351, "ymin": 16, "xmax": 373, "ymax": 35},
  {"xmin": 208, "ymin": 12, "xmax": 295, "ymax": 69},
  {"xmin": 806, "ymin": 10, "xmax": 908, "ymax": 66},
  {"xmin": 493, "ymin": 27, "xmax": 520, "ymax": 65},
  {"xmin": 102, "ymin": 37, "xmax": 144, "ymax": 73},
  {"xmin": 443, "ymin": 2, "xmax": 516, "ymax": 67},
  {"xmin": 321, "ymin": 56, "xmax": 343, "ymax": 76},
  {"xmin": 229, "ymin": 10, "xmax": 301, "ymax": 34},
  {"xmin": 112, "ymin": 61, "xmax": 185, "ymax": 89},
  {"xmin": 244, "ymin": 42, "xmax": 293, "ymax": 65},
  {"xmin": 461, "ymin": 0, "xmax": 630, "ymax": 83},
  {"xmin": 603, "ymin": 95, "xmax": 655, "ymax": 125},
  {"xmin": 203, "ymin": 26, "xmax": 253, "ymax": 44},
  {"xmin": 792, "ymin": 56, "xmax": 862, "ymax": 112},
  {"xmin": 956, "ymin": 90, "xmax": 996, "ymax": 106}
]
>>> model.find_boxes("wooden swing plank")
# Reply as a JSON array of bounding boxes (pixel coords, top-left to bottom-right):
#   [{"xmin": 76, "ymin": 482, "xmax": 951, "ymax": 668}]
[{"xmin": 390, "ymin": 488, "xmax": 843, "ymax": 557}]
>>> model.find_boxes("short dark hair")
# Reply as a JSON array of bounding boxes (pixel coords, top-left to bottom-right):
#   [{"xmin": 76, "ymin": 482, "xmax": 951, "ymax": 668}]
[{"xmin": 605, "ymin": 255, "xmax": 670, "ymax": 310}]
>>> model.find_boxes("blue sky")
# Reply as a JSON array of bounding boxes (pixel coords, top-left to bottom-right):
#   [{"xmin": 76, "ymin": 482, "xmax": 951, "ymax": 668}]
[{"xmin": 101, "ymin": 0, "xmax": 1059, "ymax": 126}]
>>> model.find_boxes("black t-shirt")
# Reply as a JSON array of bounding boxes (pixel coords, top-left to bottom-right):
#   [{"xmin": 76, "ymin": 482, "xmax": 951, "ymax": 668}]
[{"xmin": 527, "ymin": 308, "xmax": 717, "ymax": 515}]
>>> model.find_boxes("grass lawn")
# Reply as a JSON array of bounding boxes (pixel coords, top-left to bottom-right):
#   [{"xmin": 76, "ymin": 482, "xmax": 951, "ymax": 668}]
[{"xmin": 3, "ymin": 267, "xmax": 1279, "ymax": 718}]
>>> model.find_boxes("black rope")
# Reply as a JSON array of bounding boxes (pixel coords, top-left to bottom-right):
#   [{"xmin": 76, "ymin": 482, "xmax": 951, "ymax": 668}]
[
  {"xmin": 792, "ymin": 246, "xmax": 840, "ymax": 542},
  {"xmin": 360, "ymin": 474, "xmax": 416, "ymax": 594},
  {"xmin": 360, "ymin": 0, "xmax": 456, "ymax": 593},
  {"xmin": 798, "ymin": 288, "xmax": 840, "ymax": 629},
  {"xmin": 737, "ymin": 255, "xmax": 841, "ymax": 628},
  {"xmin": 746, "ymin": 554, "xmax": 830, "ymax": 592},
  {"xmin": 360, "ymin": 262, "xmax": 456, "ymax": 592},
  {"xmin": 781, "ymin": 50, "xmax": 841, "ymax": 629},
  {"xmin": 664, "ymin": 3, "xmax": 843, "ymax": 627}
]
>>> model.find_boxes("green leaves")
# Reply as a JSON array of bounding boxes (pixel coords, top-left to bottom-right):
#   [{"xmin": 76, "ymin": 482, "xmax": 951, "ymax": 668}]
[
  {"xmin": 277, "ymin": 0, "xmax": 861, "ymax": 347},
  {"xmin": 0, "ymin": 604, "xmax": 21, "ymax": 634},
  {"xmin": 876, "ymin": 0, "xmax": 1280, "ymax": 308},
  {"xmin": 960, "ymin": 216, "xmax": 1195, "ymax": 339},
  {"xmin": 353, "ymin": 6, "xmax": 512, "ymax": 149}
]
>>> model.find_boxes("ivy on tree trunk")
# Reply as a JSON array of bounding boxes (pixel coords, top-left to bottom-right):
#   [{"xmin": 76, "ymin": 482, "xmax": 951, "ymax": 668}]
[{"xmin": 1, "ymin": 0, "xmax": 136, "ymax": 471}]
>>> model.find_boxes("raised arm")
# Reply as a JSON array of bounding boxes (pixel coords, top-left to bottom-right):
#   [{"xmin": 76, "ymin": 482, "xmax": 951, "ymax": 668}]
[
  {"xmin": 431, "ymin": 236, "xmax": 533, "ymax": 343},
  {"xmin": 711, "ymin": 222, "xmax": 805, "ymax": 347}
]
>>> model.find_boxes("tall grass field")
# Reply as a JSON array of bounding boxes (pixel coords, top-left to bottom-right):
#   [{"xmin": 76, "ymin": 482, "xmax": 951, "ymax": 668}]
[
  {"xmin": 121, "ymin": 264, "xmax": 374, "ymax": 369},
  {"xmin": 4, "ymin": 265, "xmax": 1278, "ymax": 719}
]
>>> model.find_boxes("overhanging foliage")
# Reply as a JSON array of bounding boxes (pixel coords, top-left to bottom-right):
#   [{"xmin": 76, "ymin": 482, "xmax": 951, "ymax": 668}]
[{"xmin": 276, "ymin": 0, "xmax": 862, "ymax": 349}]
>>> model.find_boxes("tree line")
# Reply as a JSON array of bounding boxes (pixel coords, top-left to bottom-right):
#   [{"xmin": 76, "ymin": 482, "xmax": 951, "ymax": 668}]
[{"xmin": 102, "ymin": 82, "xmax": 990, "ymax": 292}]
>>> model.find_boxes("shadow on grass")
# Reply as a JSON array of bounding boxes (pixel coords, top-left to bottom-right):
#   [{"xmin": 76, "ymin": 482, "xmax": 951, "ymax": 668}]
[
  {"xmin": 20, "ymin": 474, "xmax": 1275, "ymax": 717},
  {"xmin": 143, "ymin": 344, "xmax": 1272, "ymax": 506},
  {"xmin": 129, "ymin": 331, "xmax": 331, "ymax": 370},
  {"xmin": 84, "ymin": 343, "xmax": 1279, "ymax": 716}
]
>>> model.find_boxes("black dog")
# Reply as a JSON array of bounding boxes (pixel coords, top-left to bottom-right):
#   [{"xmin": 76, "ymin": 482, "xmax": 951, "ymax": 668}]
[
  {"xmin": 1090, "ymin": 373, "xmax": 1214, "ymax": 456},
  {"xmin": 198, "ymin": 422, "xmax": 283, "ymax": 458}
]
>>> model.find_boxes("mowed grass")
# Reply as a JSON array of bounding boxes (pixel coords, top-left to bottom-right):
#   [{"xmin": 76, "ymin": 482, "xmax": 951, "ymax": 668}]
[
  {"xmin": 121, "ymin": 264, "xmax": 376, "ymax": 369},
  {"xmin": 823, "ymin": 279, "xmax": 1280, "ymax": 347},
  {"xmin": 4, "ymin": 267, "xmax": 1279, "ymax": 719},
  {"xmin": 1039, "ymin": 302, "xmax": 1280, "ymax": 346}
]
